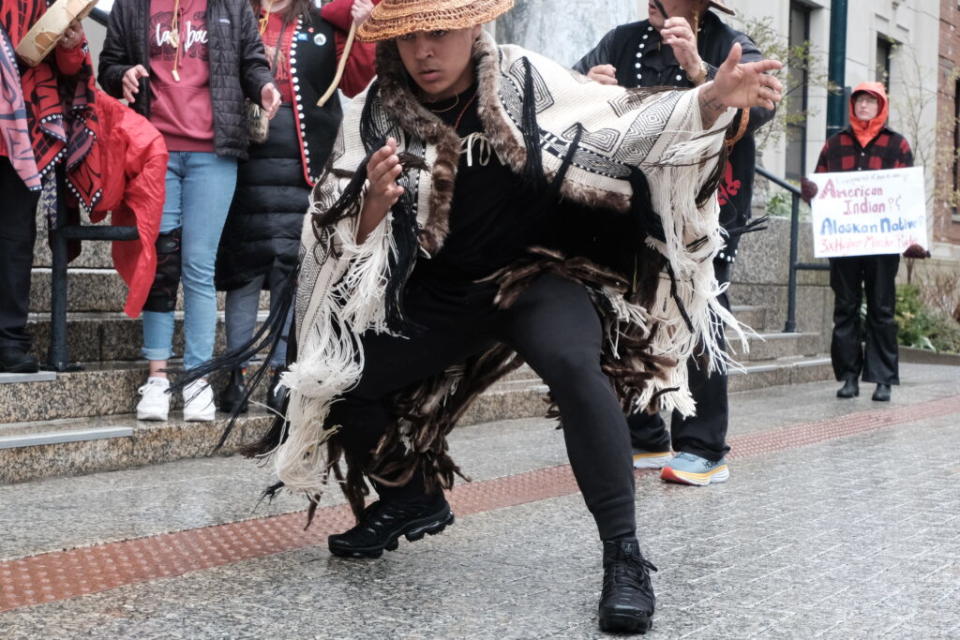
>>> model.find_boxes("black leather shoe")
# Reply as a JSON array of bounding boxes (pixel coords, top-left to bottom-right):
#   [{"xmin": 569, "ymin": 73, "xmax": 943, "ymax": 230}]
[
  {"xmin": 328, "ymin": 494, "xmax": 454, "ymax": 559},
  {"xmin": 218, "ymin": 368, "xmax": 248, "ymax": 414},
  {"xmin": 836, "ymin": 376, "xmax": 859, "ymax": 399},
  {"xmin": 872, "ymin": 384, "xmax": 891, "ymax": 402},
  {"xmin": 0, "ymin": 347, "xmax": 39, "ymax": 373},
  {"xmin": 598, "ymin": 539, "xmax": 657, "ymax": 634}
]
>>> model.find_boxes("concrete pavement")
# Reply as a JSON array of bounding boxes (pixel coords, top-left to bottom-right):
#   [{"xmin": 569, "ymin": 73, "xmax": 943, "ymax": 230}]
[{"xmin": 1, "ymin": 362, "xmax": 958, "ymax": 639}]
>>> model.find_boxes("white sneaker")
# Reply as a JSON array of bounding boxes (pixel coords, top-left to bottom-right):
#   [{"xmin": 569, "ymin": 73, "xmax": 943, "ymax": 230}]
[
  {"xmin": 183, "ymin": 379, "xmax": 216, "ymax": 422},
  {"xmin": 137, "ymin": 377, "xmax": 170, "ymax": 421}
]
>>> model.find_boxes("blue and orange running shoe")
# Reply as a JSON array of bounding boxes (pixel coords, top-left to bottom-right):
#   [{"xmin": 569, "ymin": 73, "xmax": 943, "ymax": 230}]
[
  {"xmin": 632, "ymin": 449, "xmax": 673, "ymax": 470},
  {"xmin": 660, "ymin": 452, "xmax": 729, "ymax": 486}
]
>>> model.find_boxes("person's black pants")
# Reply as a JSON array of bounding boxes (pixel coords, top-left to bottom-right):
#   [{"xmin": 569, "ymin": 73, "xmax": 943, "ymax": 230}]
[
  {"xmin": 330, "ymin": 273, "xmax": 637, "ymax": 542},
  {"xmin": 829, "ymin": 254, "xmax": 900, "ymax": 385},
  {"xmin": 626, "ymin": 260, "xmax": 731, "ymax": 462},
  {"xmin": 0, "ymin": 158, "xmax": 39, "ymax": 351}
]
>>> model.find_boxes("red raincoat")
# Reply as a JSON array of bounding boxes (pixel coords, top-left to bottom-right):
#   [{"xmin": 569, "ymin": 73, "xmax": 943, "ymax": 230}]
[{"xmin": 88, "ymin": 90, "xmax": 168, "ymax": 317}]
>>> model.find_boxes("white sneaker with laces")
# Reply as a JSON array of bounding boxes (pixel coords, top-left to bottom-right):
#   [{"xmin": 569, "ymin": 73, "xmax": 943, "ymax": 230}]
[
  {"xmin": 183, "ymin": 379, "xmax": 216, "ymax": 422},
  {"xmin": 137, "ymin": 377, "xmax": 170, "ymax": 421}
]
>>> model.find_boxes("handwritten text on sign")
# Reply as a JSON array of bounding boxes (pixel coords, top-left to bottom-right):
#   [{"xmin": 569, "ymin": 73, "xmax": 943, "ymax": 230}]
[{"xmin": 809, "ymin": 166, "xmax": 927, "ymax": 258}]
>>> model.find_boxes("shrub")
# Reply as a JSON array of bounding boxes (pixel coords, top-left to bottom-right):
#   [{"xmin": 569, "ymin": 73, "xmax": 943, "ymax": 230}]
[{"xmin": 895, "ymin": 284, "xmax": 960, "ymax": 353}]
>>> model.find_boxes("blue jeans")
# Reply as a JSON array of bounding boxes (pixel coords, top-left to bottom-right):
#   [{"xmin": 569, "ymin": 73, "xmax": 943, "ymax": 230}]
[
  {"xmin": 142, "ymin": 152, "xmax": 238, "ymax": 370},
  {"xmin": 224, "ymin": 272, "xmax": 292, "ymax": 369}
]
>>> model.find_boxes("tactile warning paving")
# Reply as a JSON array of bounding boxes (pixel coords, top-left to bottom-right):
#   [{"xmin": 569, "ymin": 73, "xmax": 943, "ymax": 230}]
[{"xmin": 1, "ymin": 395, "xmax": 958, "ymax": 613}]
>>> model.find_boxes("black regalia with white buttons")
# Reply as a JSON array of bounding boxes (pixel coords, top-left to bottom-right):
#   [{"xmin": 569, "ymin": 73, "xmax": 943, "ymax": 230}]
[
  {"xmin": 575, "ymin": 9, "xmax": 776, "ymax": 461},
  {"xmin": 216, "ymin": 9, "xmax": 343, "ymax": 292},
  {"xmin": 575, "ymin": 10, "xmax": 775, "ymax": 265}
]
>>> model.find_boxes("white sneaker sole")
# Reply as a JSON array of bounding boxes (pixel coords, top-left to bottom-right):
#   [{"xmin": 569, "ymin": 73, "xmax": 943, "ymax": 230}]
[
  {"xmin": 660, "ymin": 464, "xmax": 730, "ymax": 486},
  {"xmin": 137, "ymin": 408, "xmax": 168, "ymax": 421},
  {"xmin": 183, "ymin": 409, "xmax": 216, "ymax": 422}
]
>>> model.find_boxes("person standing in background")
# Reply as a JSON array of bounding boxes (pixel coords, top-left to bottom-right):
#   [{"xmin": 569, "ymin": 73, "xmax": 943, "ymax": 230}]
[
  {"xmin": 813, "ymin": 82, "xmax": 913, "ymax": 403},
  {"xmin": 99, "ymin": 0, "xmax": 281, "ymax": 422},
  {"xmin": 215, "ymin": 0, "xmax": 378, "ymax": 415},
  {"xmin": 575, "ymin": 0, "xmax": 775, "ymax": 487},
  {"xmin": 1, "ymin": 4, "xmax": 92, "ymax": 373}
]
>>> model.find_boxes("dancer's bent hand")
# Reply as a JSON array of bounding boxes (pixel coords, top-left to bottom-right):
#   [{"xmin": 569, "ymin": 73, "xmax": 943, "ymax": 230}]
[
  {"xmin": 661, "ymin": 17, "xmax": 704, "ymax": 84},
  {"xmin": 358, "ymin": 137, "xmax": 404, "ymax": 243},
  {"xmin": 586, "ymin": 64, "xmax": 618, "ymax": 86}
]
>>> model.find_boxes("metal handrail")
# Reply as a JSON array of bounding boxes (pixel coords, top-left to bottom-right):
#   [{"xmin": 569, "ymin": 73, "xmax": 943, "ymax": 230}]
[{"xmin": 754, "ymin": 166, "xmax": 829, "ymax": 334}]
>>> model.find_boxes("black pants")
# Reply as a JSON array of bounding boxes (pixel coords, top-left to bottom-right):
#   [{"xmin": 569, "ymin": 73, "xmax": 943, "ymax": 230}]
[
  {"xmin": 829, "ymin": 255, "xmax": 900, "ymax": 385},
  {"xmin": 0, "ymin": 158, "xmax": 39, "ymax": 351},
  {"xmin": 330, "ymin": 273, "xmax": 636, "ymax": 542},
  {"xmin": 627, "ymin": 260, "xmax": 731, "ymax": 462}
]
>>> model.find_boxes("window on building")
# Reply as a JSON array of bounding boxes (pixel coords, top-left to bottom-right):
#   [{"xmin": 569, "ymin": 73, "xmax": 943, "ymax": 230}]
[
  {"xmin": 876, "ymin": 37, "xmax": 894, "ymax": 88},
  {"xmin": 785, "ymin": 1, "xmax": 811, "ymax": 181}
]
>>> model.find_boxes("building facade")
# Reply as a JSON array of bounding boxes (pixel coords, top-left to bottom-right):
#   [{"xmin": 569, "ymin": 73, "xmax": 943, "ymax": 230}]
[
  {"xmin": 935, "ymin": 0, "xmax": 960, "ymax": 252},
  {"xmin": 83, "ymin": 0, "xmax": 960, "ymax": 256},
  {"xmin": 725, "ymin": 0, "xmax": 954, "ymax": 257}
]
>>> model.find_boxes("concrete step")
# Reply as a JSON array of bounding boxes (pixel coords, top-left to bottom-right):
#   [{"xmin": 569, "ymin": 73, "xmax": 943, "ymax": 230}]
[
  {"xmin": 0, "ymin": 362, "xmax": 269, "ymax": 424},
  {"xmin": 0, "ymin": 359, "xmax": 543, "ymax": 427},
  {"xmin": 733, "ymin": 331, "xmax": 823, "ymax": 362},
  {"xmin": 23, "ymin": 305, "xmax": 775, "ymax": 364},
  {"xmin": 30, "ymin": 268, "xmax": 129, "ymax": 313},
  {"xmin": 4, "ymin": 320, "xmax": 822, "ymax": 425},
  {"xmin": 0, "ymin": 377, "xmax": 550, "ymax": 484},
  {"xmin": 731, "ymin": 305, "xmax": 767, "ymax": 332},
  {"xmin": 26, "ymin": 311, "xmax": 269, "ymax": 363},
  {"xmin": 0, "ymin": 411, "xmax": 275, "ymax": 484},
  {"xmin": 29, "ymin": 268, "xmax": 271, "ymax": 313},
  {"xmin": 728, "ymin": 355, "xmax": 833, "ymax": 393},
  {"xmin": 0, "ymin": 353, "xmax": 833, "ymax": 484}
]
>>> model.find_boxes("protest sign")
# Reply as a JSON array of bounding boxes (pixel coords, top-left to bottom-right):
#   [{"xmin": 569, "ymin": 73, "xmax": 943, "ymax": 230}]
[{"xmin": 808, "ymin": 166, "xmax": 927, "ymax": 258}]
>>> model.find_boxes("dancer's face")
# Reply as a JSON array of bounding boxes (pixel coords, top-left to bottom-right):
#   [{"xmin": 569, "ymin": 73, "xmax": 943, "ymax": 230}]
[{"xmin": 396, "ymin": 26, "xmax": 482, "ymax": 101}]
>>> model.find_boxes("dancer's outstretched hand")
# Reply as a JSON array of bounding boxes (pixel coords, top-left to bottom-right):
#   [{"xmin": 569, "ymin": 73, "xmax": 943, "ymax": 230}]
[{"xmin": 712, "ymin": 43, "xmax": 783, "ymax": 111}]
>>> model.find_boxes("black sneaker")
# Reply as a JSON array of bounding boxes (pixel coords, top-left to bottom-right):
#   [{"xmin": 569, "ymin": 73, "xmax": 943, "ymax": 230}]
[
  {"xmin": 328, "ymin": 494, "xmax": 454, "ymax": 559},
  {"xmin": 598, "ymin": 539, "xmax": 657, "ymax": 634},
  {"xmin": 0, "ymin": 347, "xmax": 39, "ymax": 374},
  {"xmin": 218, "ymin": 368, "xmax": 248, "ymax": 414}
]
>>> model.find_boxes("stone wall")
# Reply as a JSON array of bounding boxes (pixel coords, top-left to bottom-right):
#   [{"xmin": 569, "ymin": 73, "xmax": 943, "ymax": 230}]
[
  {"xmin": 494, "ymin": 0, "xmax": 637, "ymax": 67},
  {"xmin": 730, "ymin": 216, "xmax": 833, "ymax": 350}
]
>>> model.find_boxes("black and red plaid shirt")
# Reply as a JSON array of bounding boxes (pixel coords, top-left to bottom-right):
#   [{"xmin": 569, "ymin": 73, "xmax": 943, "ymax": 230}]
[{"xmin": 815, "ymin": 127, "xmax": 913, "ymax": 174}]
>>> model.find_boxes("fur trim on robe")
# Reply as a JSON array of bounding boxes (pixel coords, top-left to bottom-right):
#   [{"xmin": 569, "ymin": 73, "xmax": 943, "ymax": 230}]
[{"xmin": 271, "ymin": 31, "xmax": 745, "ymax": 504}]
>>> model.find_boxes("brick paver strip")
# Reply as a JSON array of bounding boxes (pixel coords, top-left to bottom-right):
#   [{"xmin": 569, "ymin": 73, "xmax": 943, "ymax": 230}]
[{"xmin": 2, "ymin": 394, "xmax": 958, "ymax": 613}]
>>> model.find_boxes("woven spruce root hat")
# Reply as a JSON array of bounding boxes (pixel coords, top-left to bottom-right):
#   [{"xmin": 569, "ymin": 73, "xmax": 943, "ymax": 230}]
[{"xmin": 357, "ymin": 0, "xmax": 515, "ymax": 42}]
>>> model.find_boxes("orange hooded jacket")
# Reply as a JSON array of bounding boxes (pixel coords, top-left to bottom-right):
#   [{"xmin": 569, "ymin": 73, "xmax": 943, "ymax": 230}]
[{"xmin": 849, "ymin": 81, "xmax": 889, "ymax": 149}]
